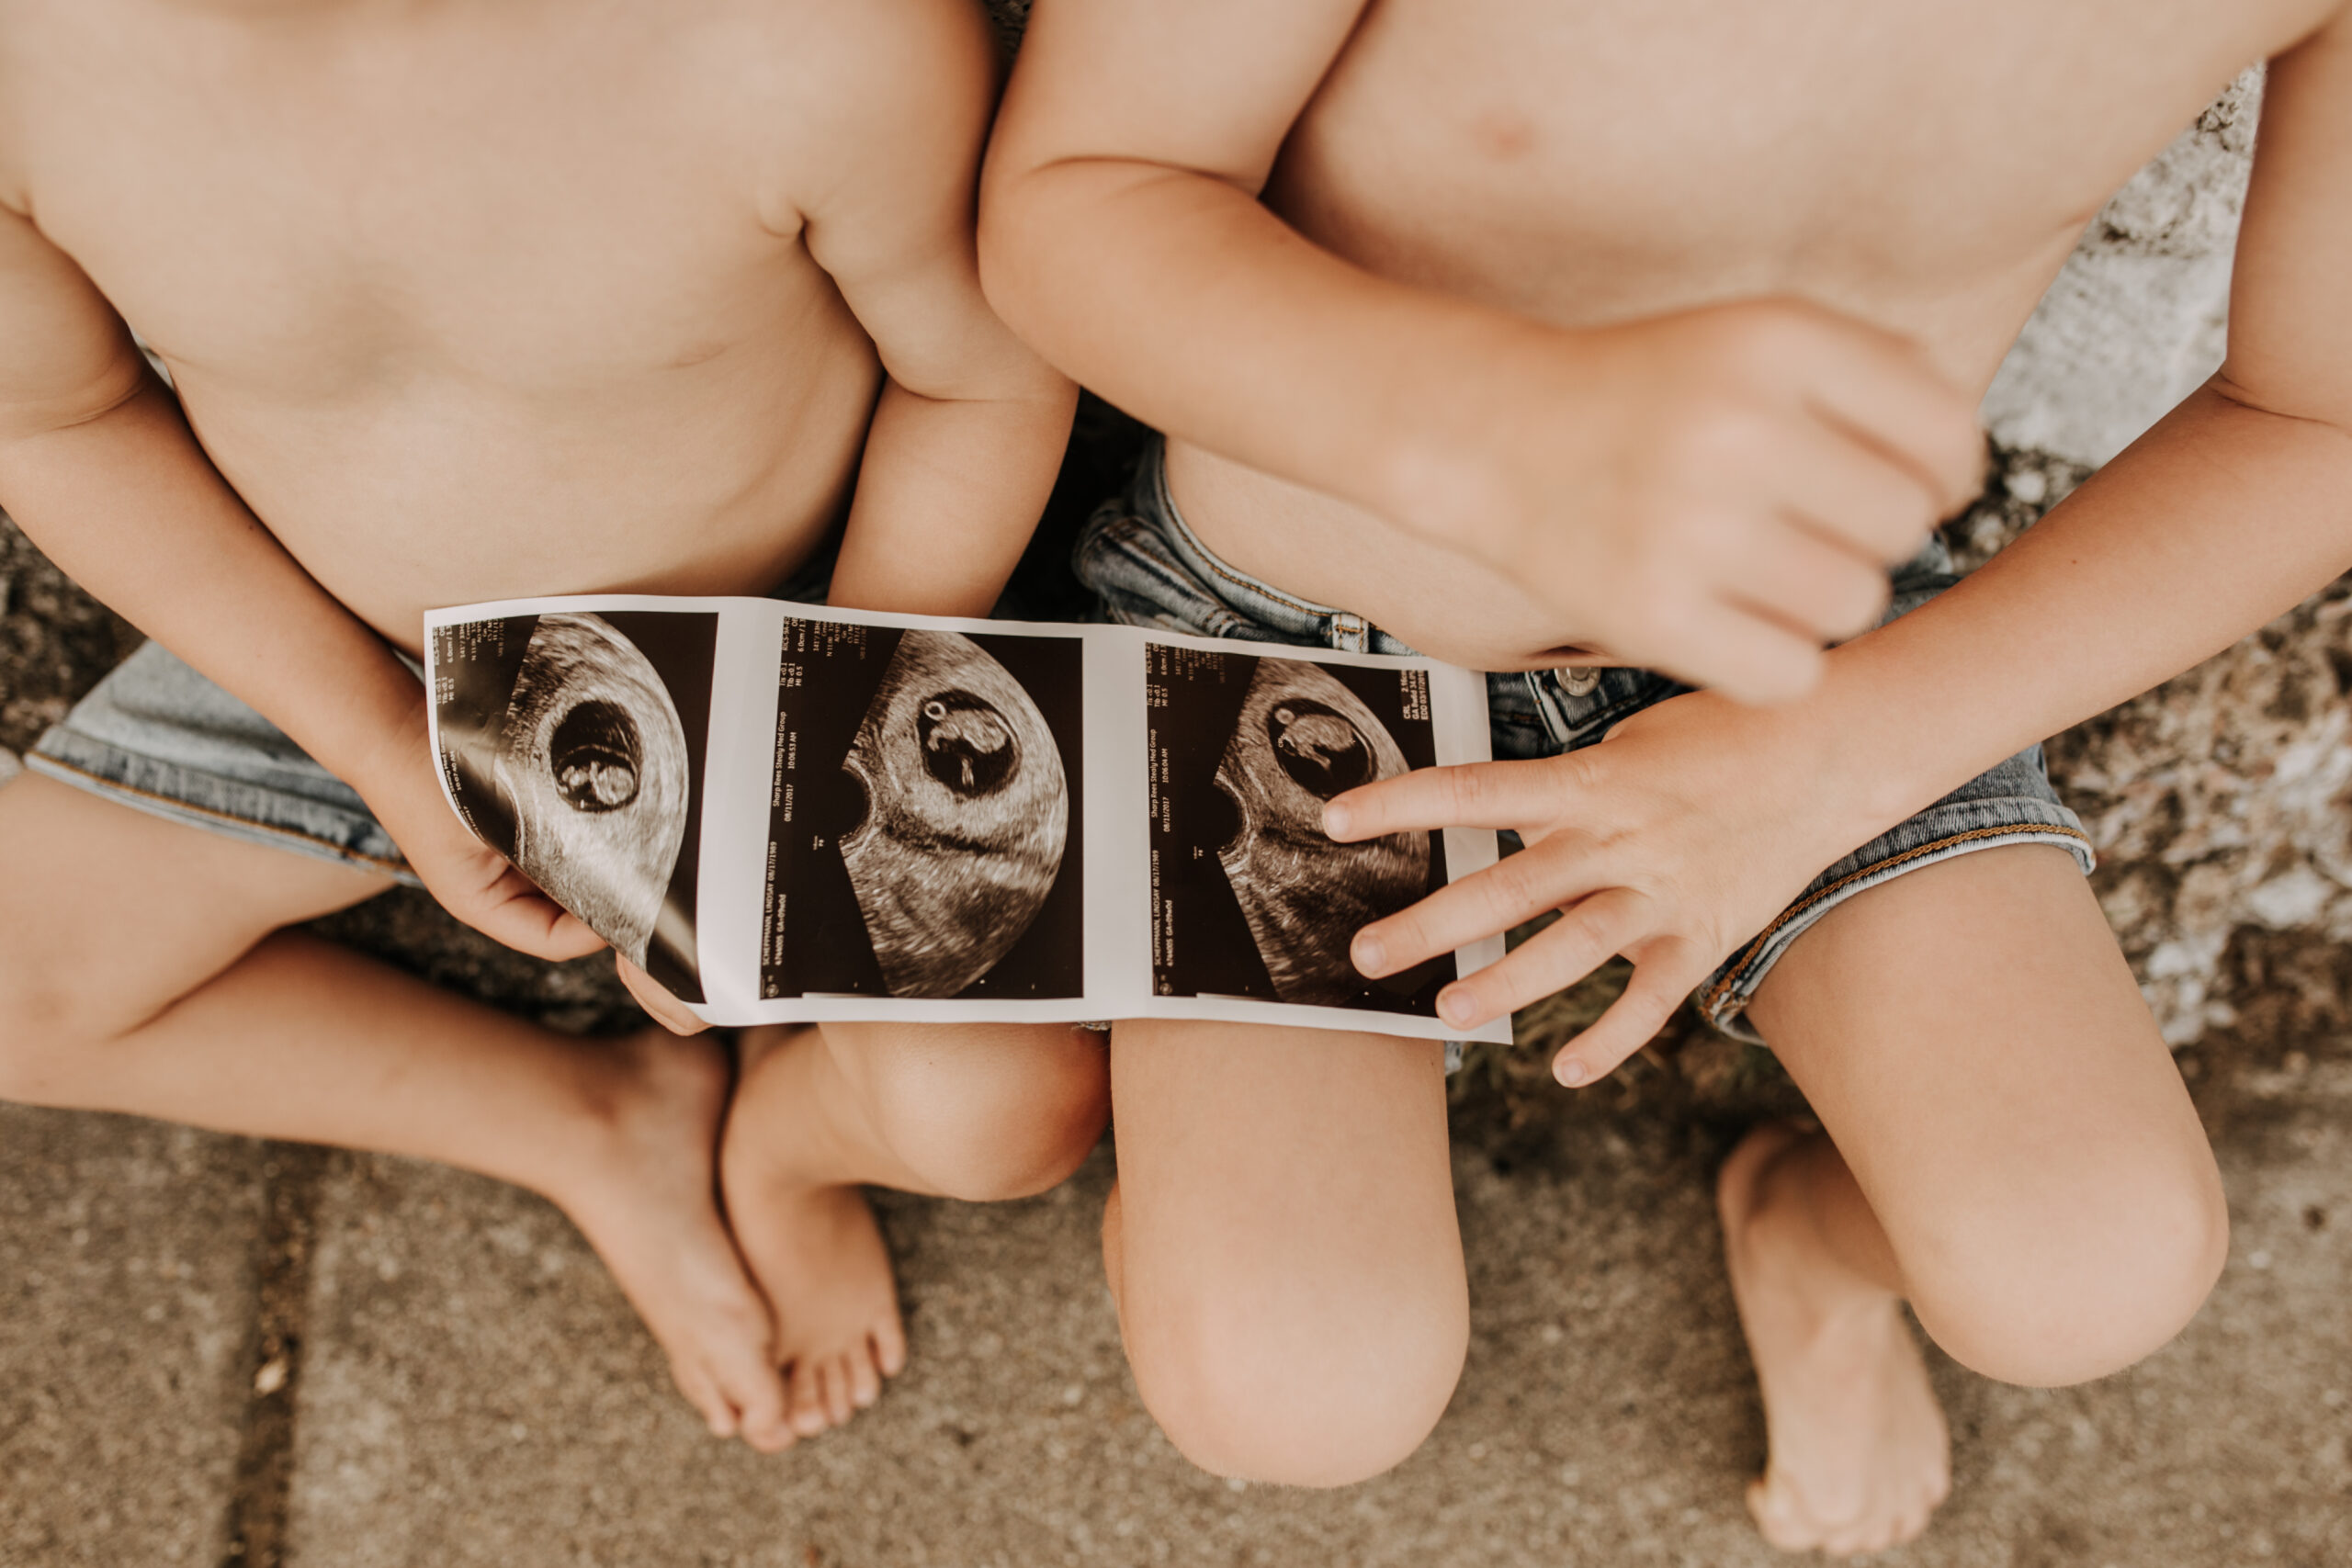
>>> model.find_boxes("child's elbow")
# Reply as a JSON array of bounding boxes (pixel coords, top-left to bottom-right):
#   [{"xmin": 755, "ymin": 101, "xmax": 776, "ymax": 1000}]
[{"xmin": 974, "ymin": 161, "xmax": 1047, "ymax": 341}]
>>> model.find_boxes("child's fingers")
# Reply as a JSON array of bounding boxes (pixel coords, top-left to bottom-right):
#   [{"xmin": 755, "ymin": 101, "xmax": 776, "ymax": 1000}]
[
  {"xmin": 1548, "ymin": 941, "xmax": 1712, "ymax": 1087},
  {"xmin": 441, "ymin": 854, "xmax": 605, "ymax": 961},
  {"xmin": 1724, "ymin": 517, "xmax": 1893, "ymax": 644},
  {"xmin": 1352, "ymin": 835, "xmax": 1607, "ymax": 979},
  {"xmin": 1793, "ymin": 326, "xmax": 1986, "ymax": 516},
  {"xmin": 523, "ymin": 907, "xmax": 608, "ymax": 962},
  {"xmin": 1649, "ymin": 600, "xmax": 1827, "ymax": 706},
  {"xmin": 475, "ymin": 891, "xmax": 608, "ymax": 962},
  {"xmin": 1429, "ymin": 886, "xmax": 1653, "ymax": 1031},
  {"xmin": 615, "ymin": 955, "xmax": 711, "ymax": 1035},
  {"xmin": 1763, "ymin": 413, "xmax": 1946, "ymax": 565},
  {"xmin": 1324, "ymin": 757, "xmax": 1564, "ymax": 840}
]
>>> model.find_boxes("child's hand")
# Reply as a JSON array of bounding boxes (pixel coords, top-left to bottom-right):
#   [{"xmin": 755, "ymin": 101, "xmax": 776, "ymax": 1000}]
[
  {"xmin": 1400, "ymin": 299, "xmax": 1983, "ymax": 704},
  {"xmin": 356, "ymin": 708, "xmax": 608, "ymax": 964},
  {"xmin": 614, "ymin": 956, "xmax": 712, "ymax": 1037},
  {"xmin": 1324, "ymin": 689, "xmax": 1874, "ymax": 1085}
]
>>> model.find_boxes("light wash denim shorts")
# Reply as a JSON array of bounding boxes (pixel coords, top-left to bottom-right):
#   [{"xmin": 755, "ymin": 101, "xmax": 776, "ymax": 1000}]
[
  {"xmin": 26, "ymin": 565, "xmax": 834, "ymax": 889},
  {"xmin": 28, "ymin": 640, "xmax": 425, "ymax": 883},
  {"xmin": 1076, "ymin": 436, "xmax": 2094, "ymax": 1044}
]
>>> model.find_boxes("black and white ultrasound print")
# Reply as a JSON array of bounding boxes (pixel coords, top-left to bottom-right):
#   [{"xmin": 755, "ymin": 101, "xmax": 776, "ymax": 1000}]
[
  {"xmin": 1146, "ymin": 644, "xmax": 1452, "ymax": 1015},
  {"xmin": 762, "ymin": 622, "xmax": 1083, "ymax": 1000},
  {"xmin": 431, "ymin": 610, "xmax": 717, "ymax": 1002}
]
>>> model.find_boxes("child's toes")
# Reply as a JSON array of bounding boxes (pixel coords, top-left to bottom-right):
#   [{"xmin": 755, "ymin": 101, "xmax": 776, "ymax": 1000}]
[
  {"xmin": 1890, "ymin": 1508, "xmax": 1929, "ymax": 1551},
  {"xmin": 725, "ymin": 1361, "xmax": 792, "ymax": 1452},
  {"xmin": 821, "ymin": 1356, "xmax": 856, "ymax": 1427},
  {"xmin": 786, "ymin": 1364, "xmax": 830, "ymax": 1437},
  {"xmin": 1746, "ymin": 1476, "xmax": 1821, "ymax": 1552},
  {"xmin": 848, "ymin": 1341, "xmax": 883, "ymax": 1409},
  {"xmin": 742, "ymin": 1415, "xmax": 796, "ymax": 1454},
  {"xmin": 672, "ymin": 1360, "xmax": 735, "ymax": 1438},
  {"xmin": 875, "ymin": 1315, "xmax": 909, "ymax": 1379},
  {"xmin": 1820, "ymin": 1512, "xmax": 1890, "ymax": 1559}
]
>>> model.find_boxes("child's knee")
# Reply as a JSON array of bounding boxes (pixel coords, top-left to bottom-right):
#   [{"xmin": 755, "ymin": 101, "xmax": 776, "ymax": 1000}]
[
  {"xmin": 1121, "ymin": 1263, "xmax": 1466, "ymax": 1487},
  {"xmin": 1909, "ymin": 1145, "xmax": 2228, "ymax": 1388},
  {"xmin": 851, "ymin": 1025, "xmax": 1109, "ymax": 1201},
  {"xmin": 0, "ymin": 946, "xmax": 113, "ymax": 1100}
]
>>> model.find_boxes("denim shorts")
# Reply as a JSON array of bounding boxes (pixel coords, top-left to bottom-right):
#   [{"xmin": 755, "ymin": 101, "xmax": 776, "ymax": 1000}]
[
  {"xmin": 1076, "ymin": 436, "xmax": 2094, "ymax": 1044},
  {"xmin": 25, "ymin": 562, "xmax": 834, "ymax": 887}
]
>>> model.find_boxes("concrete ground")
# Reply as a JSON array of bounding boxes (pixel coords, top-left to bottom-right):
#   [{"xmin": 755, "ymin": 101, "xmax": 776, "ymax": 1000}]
[{"xmin": 4, "ymin": 878, "xmax": 2348, "ymax": 1568}]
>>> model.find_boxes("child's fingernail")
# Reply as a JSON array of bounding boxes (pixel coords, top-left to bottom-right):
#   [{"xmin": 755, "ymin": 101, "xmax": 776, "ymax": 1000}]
[
  {"xmin": 1555, "ymin": 1057, "xmax": 1589, "ymax": 1088},
  {"xmin": 1354, "ymin": 932, "xmax": 1386, "ymax": 974},
  {"xmin": 1440, "ymin": 988, "xmax": 1477, "ymax": 1026},
  {"xmin": 1323, "ymin": 802, "xmax": 1351, "ymax": 837}
]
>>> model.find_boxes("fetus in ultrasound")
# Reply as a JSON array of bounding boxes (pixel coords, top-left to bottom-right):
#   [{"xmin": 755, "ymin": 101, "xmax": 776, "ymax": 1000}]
[
  {"xmin": 491, "ymin": 614, "xmax": 693, "ymax": 969},
  {"xmin": 839, "ymin": 631, "xmax": 1069, "ymax": 997},
  {"xmin": 1213, "ymin": 660, "xmax": 1430, "ymax": 1005}
]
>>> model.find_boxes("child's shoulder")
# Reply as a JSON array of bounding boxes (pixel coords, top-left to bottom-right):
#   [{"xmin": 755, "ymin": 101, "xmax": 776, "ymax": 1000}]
[{"xmin": 677, "ymin": 0, "xmax": 1003, "ymax": 233}]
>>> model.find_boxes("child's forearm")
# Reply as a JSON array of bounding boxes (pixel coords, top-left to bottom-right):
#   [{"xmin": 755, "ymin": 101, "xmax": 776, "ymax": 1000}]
[
  {"xmin": 982, "ymin": 156, "xmax": 1535, "ymax": 553},
  {"xmin": 826, "ymin": 374, "xmax": 1075, "ymax": 618},
  {"xmin": 981, "ymin": 152, "xmax": 1982, "ymax": 704},
  {"xmin": 0, "ymin": 376, "xmax": 426, "ymax": 786},
  {"xmin": 1808, "ymin": 379, "xmax": 2352, "ymax": 838}
]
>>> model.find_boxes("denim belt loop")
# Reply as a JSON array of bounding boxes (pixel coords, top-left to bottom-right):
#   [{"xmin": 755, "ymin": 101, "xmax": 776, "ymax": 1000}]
[{"xmin": 1329, "ymin": 611, "xmax": 1371, "ymax": 654}]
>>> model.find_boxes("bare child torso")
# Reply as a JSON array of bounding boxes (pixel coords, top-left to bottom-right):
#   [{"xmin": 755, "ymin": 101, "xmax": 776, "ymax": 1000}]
[
  {"xmin": 1165, "ymin": 0, "xmax": 2342, "ymax": 671},
  {"xmin": 0, "ymin": 0, "xmax": 959, "ymax": 654}
]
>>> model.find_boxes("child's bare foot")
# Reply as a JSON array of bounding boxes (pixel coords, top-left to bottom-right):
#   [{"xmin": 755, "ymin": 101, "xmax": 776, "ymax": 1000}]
[
  {"xmin": 1718, "ymin": 1121, "xmax": 1951, "ymax": 1557},
  {"xmin": 719, "ymin": 1025, "xmax": 909, "ymax": 1448},
  {"xmin": 554, "ymin": 1027, "xmax": 787, "ymax": 1445}
]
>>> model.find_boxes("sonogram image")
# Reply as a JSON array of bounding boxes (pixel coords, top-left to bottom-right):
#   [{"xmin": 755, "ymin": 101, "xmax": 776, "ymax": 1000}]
[
  {"xmin": 433, "ymin": 611, "xmax": 717, "ymax": 999},
  {"xmin": 762, "ymin": 621, "xmax": 1083, "ymax": 1002},
  {"xmin": 494, "ymin": 614, "xmax": 691, "ymax": 969},
  {"xmin": 1214, "ymin": 660, "xmax": 1429, "ymax": 1005},
  {"xmin": 842, "ymin": 631, "xmax": 1069, "ymax": 997},
  {"xmin": 1148, "ymin": 643, "xmax": 1450, "ymax": 1015}
]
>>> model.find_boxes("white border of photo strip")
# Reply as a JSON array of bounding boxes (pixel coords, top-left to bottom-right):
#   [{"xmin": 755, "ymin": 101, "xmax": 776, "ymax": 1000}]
[{"xmin": 424, "ymin": 594, "xmax": 1510, "ymax": 1043}]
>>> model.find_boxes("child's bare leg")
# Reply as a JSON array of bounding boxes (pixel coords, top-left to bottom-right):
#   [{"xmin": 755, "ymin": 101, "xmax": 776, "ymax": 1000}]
[
  {"xmin": 1099, "ymin": 1019, "xmax": 1466, "ymax": 1488},
  {"xmin": 0, "ymin": 775, "xmax": 785, "ymax": 1441},
  {"xmin": 721, "ymin": 1018, "xmax": 1109, "ymax": 1446},
  {"xmin": 1723, "ymin": 843, "xmax": 2227, "ymax": 1555}
]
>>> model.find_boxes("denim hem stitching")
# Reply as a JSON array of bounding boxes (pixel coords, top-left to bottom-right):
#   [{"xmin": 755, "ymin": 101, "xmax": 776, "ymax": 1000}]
[{"xmin": 1698, "ymin": 820, "xmax": 2095, "ymax": 1019}]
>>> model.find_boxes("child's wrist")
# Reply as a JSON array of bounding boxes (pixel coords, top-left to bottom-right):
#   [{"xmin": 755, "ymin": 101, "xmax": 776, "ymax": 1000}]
[
  {"xmin": 1789, "ymin": 649, "xmax": 1957, "ymax": 852},
  {"xmin": 328, "ymin": 672, "xmax": 438, "ymax": 820},
  {"xmin": 1367, "ymin": 315, "xmax": 1587, "ymax": 558}
]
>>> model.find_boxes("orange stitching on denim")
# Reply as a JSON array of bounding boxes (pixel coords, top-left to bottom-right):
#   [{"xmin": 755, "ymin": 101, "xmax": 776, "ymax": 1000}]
[
  {"xmin": 26, "ymin": 752, "xmax": 413, "ymax": 877},
  {"xmin": 1700, "ymin": 822, "xmax": 2093, "ymax": 1017}
]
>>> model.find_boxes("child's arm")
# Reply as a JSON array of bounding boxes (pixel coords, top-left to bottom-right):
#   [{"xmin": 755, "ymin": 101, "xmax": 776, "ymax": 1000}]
[
  {"xmin": 610, "ymin": 6, "xmax": 1074, "ymax": 1035},
  {"xmin": 979, "ymin": 0, "xmax": 1986, "ymax": 703},
  {"xmin": 786, "ymin": 0, "xmax": 1074, "ymax": 619},
  {"xmin": 0, "ymin": 202, "xmax": 601, "ymax": 960},
  {"xmin": 1327, "ymin": 12, "xmax": 2352, "ymax": 1083}
]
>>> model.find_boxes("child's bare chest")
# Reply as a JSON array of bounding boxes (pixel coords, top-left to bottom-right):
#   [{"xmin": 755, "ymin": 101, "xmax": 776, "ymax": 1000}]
[
  {"xmin": 1276, "ymin": 0, "xmax": 2329, "ymax": 376},
  {"xmin": 4, "ymin": 8, "xmax": 833, "ymax": 404}
]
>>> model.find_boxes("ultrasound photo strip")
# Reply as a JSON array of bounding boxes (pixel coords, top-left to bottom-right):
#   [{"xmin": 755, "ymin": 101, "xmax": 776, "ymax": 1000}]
[{"xmin": 425, "ymin": 593, "xmax": 1510, "ymax": 1043}]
